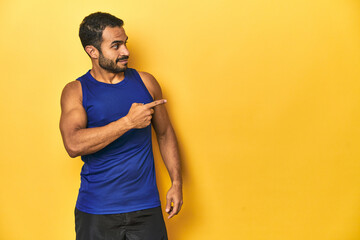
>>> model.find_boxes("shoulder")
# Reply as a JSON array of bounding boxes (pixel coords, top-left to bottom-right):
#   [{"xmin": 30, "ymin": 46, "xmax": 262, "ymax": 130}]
[
  {"xmin": 61, "ymin": 80, "xmax": 82, "ymax": 106},
  {"xmin": 138, "ymin": 71, "xmax": 163, "ymax": 100},
  {"xmin": 138, "ymin": 71, "xmax": 159, "ymax": 85}
]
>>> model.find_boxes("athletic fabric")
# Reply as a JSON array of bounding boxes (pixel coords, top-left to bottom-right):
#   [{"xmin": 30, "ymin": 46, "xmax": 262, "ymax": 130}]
[
  {"xmin": 75, "ymin": 68, "xmax": 161, "ymax": 214},
  {"xmin": 75, "ymin": 206, "xmax": 168, "ymax": 240}
]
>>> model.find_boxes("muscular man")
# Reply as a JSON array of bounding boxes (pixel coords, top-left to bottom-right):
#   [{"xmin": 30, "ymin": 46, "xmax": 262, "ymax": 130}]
[{"xmin": 60, "ymin": 12, "xmax": 182, "ymax": 240}]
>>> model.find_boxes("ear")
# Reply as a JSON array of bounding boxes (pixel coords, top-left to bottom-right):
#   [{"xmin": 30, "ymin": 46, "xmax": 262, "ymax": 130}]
[{"xmin": 85, "ymin": 45, "xmax": 99, "ymax": 59}]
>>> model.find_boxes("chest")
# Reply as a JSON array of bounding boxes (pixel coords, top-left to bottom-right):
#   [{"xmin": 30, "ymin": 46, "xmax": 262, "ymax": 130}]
[{"xmin": 84, "ymin": 81, "xmax": 153, "ymax": 127}]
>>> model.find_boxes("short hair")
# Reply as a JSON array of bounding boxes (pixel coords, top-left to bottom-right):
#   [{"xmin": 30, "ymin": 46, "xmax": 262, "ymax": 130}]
[{"xmin": 79, "ymin": 12, "xmax": 124, "ymax": 51}]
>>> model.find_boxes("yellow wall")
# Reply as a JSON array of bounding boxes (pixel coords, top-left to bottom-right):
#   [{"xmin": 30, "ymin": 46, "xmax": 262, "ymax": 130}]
[{"xmin": 1, "ymin": 0, "xmax": 360, "ymax": 239}]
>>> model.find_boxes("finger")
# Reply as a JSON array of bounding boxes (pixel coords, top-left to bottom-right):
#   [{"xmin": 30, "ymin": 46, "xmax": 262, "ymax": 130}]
[
  {"xmin": 145, "ymin": 99, "xmax": 167, "ymax": 108},
  {"xmin": 178, "ymin": 201, "xmax": 183, "ymax": 212},
  {"xmin": 144, "ymin": 109, "xmax": 153, "ymax": 116},
  {"xmin": 146, "ymin": 116, "xmax": 152, "ymax": 125},
  {"xmin": 168, "ymin": 202, "xmax": 180, "ymax": 219},
  {"xmin": 165, "ymin": 197, "xmax": 172, "ymax": 213}
]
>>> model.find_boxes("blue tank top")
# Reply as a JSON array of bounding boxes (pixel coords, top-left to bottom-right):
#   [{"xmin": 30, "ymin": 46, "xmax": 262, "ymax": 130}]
[{"xmin": 75, "ymin": 68, "xmax": 161, "ymax": 214}]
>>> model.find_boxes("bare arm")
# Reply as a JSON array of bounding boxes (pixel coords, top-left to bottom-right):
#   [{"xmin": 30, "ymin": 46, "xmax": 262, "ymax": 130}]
[
  {"xmin": 59, "ymin": 80, "xmax": 166, "ymax": 158},
  {"xmin": 139, "ymin": 72, "xmax": 183, "ymax": 219}
]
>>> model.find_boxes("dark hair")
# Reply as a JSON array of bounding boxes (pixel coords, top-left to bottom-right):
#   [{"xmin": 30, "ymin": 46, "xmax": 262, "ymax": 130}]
[{"xmin": 79, "ymin": 12, "xmax": 124, "ymax": 51}]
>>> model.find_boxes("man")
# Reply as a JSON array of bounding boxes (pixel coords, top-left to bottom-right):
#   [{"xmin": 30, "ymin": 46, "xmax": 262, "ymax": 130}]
[{"xmin": 60, "ymin": 12, "xmax": 182, "ymax": 240}]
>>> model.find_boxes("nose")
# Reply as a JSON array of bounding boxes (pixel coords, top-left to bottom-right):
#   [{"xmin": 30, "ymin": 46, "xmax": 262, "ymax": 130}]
[{"xmin": 120, "ymin": 45, "xmax": 130, "ymax": 57}]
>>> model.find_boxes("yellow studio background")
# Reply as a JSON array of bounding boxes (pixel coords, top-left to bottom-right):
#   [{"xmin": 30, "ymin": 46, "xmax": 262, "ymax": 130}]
[{"xmin": 0, "ymin": 0, "xmax": 360, "ymax": 239}]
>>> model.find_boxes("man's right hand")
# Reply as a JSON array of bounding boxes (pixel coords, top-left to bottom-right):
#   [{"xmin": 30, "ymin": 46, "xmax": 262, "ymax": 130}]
[{"xmin": 125, "ymin": 99, "xmax": 167, "ymax": 129}]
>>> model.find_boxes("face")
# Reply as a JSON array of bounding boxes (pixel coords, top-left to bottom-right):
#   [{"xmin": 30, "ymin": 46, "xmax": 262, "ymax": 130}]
[{"xmin": 98, "ymin": 26, "xmax": 130, "ymax": 73}]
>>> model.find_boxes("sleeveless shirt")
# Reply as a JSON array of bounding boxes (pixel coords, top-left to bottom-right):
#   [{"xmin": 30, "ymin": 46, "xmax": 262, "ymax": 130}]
[{"xmin": 75, "ymin": 68, "xmax": 161, "ymax": 214}]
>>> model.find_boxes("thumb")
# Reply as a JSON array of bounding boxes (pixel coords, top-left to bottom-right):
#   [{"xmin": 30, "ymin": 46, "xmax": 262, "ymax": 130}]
[{"xmin": 165, "ymin": 198, "xmax": 172, "ymax": 213}]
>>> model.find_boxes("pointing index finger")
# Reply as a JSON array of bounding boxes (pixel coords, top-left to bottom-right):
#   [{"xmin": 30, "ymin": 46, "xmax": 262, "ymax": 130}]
[{"xmin": 145, "ymin": 99, "xmax": 167, "ymax": 108}]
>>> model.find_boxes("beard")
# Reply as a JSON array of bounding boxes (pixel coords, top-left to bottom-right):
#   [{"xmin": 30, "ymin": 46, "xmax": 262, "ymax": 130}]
[{"xmin": 98, "ymin": 52, "xmax": 128, "ymax": 73}]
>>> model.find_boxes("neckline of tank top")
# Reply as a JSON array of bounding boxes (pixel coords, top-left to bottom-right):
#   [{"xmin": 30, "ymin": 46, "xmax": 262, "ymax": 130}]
[{"xmin": 85, "ymin": 69, "xmax": 129, "ymax": 87}]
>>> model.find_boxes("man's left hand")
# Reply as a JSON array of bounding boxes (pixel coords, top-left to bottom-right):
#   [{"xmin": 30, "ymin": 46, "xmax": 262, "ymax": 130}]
[{"xmin": 165, "ymin": 183, "xmax": 183, "ymax": 219}]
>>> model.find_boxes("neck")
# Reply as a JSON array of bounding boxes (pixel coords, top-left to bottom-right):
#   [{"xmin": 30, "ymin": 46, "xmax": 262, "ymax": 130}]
[{"xmin": 90, "ymin": 65, "xmax": 125, "ymax": 84}]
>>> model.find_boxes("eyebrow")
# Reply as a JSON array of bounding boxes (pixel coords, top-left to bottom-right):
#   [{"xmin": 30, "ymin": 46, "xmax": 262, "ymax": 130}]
[{"xmin": 110, "ymin": 37, "xmax": 128, "ymax": 45}]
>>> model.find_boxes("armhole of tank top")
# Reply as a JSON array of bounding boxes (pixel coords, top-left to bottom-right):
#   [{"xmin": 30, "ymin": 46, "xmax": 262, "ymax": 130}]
[
  {"xmin": 131, "ymin": 69, "xmax": 154, "ymax": 101},
  {"xmin": 76, "ymin": 79, "xmax": 87, "ymax": 110}
]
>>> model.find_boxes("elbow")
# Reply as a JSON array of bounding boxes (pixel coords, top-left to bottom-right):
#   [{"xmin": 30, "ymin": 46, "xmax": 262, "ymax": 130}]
[
  {"xmin": 157, "ymin": 126, "xmax": 174, "ymax": 139},
  {"xmin": 156, "ymin": 131, "xmax": 168, "ymax": 143},
  {"xmin": 156, "ymin": 128, "xmax": 176, "ymax": 145},
  {"xmin": 60, "ymin": 129, "xmax": 83, "ymax": 158},
  {"xmin": 65, "ymin": 143, "xmax": 81, "ymax": 158},
  {"xmin": 68, "ymin": 151, "xmax": 79, "ymax": 158}
]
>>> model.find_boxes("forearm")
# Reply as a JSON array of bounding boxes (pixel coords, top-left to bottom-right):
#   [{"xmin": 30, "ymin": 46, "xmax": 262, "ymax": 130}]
[
  {"xmin": 157, "ymin": 127, "xmax": 182, "ymax": 186},
  {"xmin": 64, "ymin": 117, "xmax": 132, "ymax": 157},
  {"xmin": 158, "ymin": 127, "xmax": 183, "ymax": 218}
]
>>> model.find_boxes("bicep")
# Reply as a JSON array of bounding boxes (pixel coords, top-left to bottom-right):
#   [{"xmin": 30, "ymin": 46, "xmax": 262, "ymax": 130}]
[
  {"xmin": 152, "ymin": 103, "xmax": 173, "ymax": 137},
  {"xmin": 59, "ymin": 82, "xmax": 87, "ymax": 141},
  {"xmin": 138, "ymin": 72, "xmax": 173, "ymax": 135}
]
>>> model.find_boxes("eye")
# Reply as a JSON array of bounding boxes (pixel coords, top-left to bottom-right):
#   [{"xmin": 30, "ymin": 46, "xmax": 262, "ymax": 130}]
[{"xmin": 113, "ymin": 44, "xmax": 119, "ymax": 49}]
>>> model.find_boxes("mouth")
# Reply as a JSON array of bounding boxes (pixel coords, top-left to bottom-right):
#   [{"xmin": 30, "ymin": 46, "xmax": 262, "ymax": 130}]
[{"xmin": 117, "ymin": 57, "xmax": 129, "ymax": 64}]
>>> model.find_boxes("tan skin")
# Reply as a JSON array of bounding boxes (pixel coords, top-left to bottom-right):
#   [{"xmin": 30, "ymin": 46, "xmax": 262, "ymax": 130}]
[{"xmin": 59, "ymin": 26, "xmax": 182, "ymax": 219}]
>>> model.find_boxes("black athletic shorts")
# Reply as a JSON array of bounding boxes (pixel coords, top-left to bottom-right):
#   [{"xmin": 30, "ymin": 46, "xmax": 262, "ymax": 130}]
[{"xmin": 75, "ymin": 206, "xmax": 168, "ymax": 240}]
